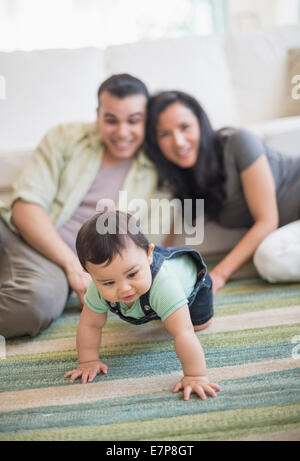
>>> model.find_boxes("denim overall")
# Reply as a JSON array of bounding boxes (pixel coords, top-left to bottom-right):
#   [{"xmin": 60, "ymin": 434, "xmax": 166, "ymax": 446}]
[{"xmin": 106, "ymin": 246, "xmax": 213, "ymax": 326}]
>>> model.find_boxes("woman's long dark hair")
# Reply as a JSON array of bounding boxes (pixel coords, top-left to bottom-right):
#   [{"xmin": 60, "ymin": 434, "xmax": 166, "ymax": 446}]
[{"xmin": 146, "ymin": 91, "xmax": 226, "ymax": 221}]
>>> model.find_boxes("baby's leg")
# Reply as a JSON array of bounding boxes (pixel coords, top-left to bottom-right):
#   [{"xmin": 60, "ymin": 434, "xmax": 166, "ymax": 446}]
[
  {"xmin": 189, "ymin": 272, "xmax": 214, "ymax": 332},
  {"xmin": 253, "ymin": 220, "xmax": 300, "ymax": 283},
  {"xmin": 194, "ymin": 318, "xmax": 212, "ymax": 332}
]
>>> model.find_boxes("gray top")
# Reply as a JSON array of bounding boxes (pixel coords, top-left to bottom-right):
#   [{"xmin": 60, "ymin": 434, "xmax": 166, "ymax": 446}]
[
  {"xmin": 217, "ymin": 129, "xmax": 300, "ymax": 229},
  {"xmin": 58, "ymin": 160, "xmax": 133, "ymax": 254}
]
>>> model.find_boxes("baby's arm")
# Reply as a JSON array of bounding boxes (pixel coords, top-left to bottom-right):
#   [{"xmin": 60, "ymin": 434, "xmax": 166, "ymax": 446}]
[
  {"xmin": 164, "ymin": 305, "xmax": 220, "ymax": 400},
  {"xmin": 64, "ymin": 304, "xmax": 108, "ymax": 383}
]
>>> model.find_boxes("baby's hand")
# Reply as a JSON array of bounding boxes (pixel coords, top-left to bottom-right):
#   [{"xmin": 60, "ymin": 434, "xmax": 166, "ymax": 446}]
[
  {"xmin": 173, "ymin": 376, "xmax": 221, "ymax": 401},
  {"xmin": 64, "ymin": 360, "xmax": 108, "ymax": 384}
]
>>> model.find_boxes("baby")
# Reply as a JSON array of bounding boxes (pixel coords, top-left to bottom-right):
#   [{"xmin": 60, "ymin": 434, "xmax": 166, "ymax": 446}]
[{"xmin": 64, "ymin": 211, "xmax": 221, "ymax": 401}]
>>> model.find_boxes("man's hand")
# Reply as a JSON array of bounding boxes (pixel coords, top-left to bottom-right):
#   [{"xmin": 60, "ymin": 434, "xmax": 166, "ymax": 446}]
[
  {"xmin": 64, "ymin": 360, "xmax": 108, "ymax": 384},
  {"xmin": 11, "ymin": 201, "xmax": 92, "ymax": 306},
  {"xmin": 65, "ymin": 265, "xmax": 91, "ymax": 307},
  {"xmin": 173, "ymin": 376, "xmax": 221, "ymax": 401}
]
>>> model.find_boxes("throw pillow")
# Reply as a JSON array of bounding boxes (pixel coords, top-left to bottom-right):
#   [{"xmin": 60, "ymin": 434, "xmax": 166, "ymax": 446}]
[{"xmin": 281, "ymin": 48, "xmax": 300, "ymax": 117}]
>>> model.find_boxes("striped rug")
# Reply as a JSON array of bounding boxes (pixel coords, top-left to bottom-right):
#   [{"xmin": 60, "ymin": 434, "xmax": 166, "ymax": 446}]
[{"xmin": 0, "ymin": 276, "xmax": 300, "ymax": 441}]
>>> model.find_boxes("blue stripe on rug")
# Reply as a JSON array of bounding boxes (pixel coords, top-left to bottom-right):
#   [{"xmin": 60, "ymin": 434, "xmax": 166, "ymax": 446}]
[
  {"xmin": 0, "ymin": 369, "xmax": 299, "ymax": 434},
  {"xmin": 0, "ymin": 341, "xmax": 295, "ymax": 392}
]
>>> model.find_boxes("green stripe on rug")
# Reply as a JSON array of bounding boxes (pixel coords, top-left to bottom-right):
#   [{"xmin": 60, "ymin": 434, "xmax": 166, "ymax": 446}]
[
  {"xmin": 215, "ymin": 296, "xmax": 300, "ymax": 317},
  {"xmin": 5, "ymin": 298, "xmax": 300, "ymax": 346},
  {"xmin": 1, "ymin": 400, "xmax": 299, "ymax": 441},
  {"xmin": 215, "ymin": 286, "xmax": 300, "ymax": 306},
  {"xmin": 0, "ymin": 341, "xmax": 295, "ymax": 392},
  {"xmin": 4, "ymin": 323, "xmax": 300, "ymax": 364},
  {"xmin": 215, "ymin": 277, "xmax": 300, "ymax": 293},
  {"xmin": 0, "ymin": 369, "xmax": 299, "ymax": 435},
  {"xmin": 1, "ymin": 274, "xmax": 299, "ymax": 441}
]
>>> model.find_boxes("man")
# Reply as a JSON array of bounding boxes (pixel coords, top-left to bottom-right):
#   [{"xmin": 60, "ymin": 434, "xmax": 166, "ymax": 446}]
[{"xmin": 0, "ymin": 74, "xmax": 165, "ymax": 338}]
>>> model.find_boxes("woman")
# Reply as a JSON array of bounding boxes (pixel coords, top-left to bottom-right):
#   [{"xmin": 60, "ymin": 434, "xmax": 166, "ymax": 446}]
[{"xmin": 146, "ymin": 90, "xmax": 300, "ymax": 293}]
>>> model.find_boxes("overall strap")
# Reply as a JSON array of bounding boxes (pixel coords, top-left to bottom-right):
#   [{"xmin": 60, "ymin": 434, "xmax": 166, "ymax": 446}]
[
  {"xmin": 107, "ymin": 301, "xmax": 158, "ymax": 325},
  {"xmin": 140, "ymin": 246, "xmax": 208, "ymax": 312},
  {"xmin": 106, "ymin": 247, "xmax": 166, "ymax": 324},
  {"xmin": 106, "ymin": 246, "xmax": 207, "ymax": 325},
  {"xmin": 139, "ymin": 247, "xmax": 165, "ymax": 313}
]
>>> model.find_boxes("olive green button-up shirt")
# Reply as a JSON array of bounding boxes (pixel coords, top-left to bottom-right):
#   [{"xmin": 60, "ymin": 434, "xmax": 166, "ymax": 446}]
[{"xmin": 0, "ymin": 122, "xmax": 171, "ymax": 245}]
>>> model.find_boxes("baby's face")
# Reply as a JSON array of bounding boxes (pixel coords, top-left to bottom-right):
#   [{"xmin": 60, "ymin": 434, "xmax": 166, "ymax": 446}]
[{"xmin": 86, "ymin": 240, "xmax": 154, "ymax": 307}]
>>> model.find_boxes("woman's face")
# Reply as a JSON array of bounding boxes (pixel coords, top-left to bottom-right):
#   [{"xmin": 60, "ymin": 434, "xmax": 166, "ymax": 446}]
[{"xmin": 156, "ymin": 102, "xmax": 201, "ymax": 168}]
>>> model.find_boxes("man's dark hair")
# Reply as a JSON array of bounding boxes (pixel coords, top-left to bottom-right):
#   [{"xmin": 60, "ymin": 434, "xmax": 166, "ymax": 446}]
[
  {"xmin": 76, "ymin": 211, "xmax": 150, "ymax": 271},
  {"xmin": 97, "ymin": 74, "xmax": 149, "ymax": 107}
]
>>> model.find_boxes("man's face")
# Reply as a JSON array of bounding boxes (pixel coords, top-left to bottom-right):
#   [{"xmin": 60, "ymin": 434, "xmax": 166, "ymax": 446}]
[{"xmin": 96, "ymin": 91, "xmax": 147, "ymax": 165}]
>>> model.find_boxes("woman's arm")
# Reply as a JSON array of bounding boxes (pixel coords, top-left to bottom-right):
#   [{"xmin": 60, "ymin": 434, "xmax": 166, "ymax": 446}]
[
  {"xmin": 210, "ymin": 154, "xmax": 279, "ymax": 293},
  {"xmin": 163, "ymin": 222, "xmax": 175, "ymax": 247},
  {"xmin": 12, "ymin": 200, "xmax": 91, "ymax": 304}
]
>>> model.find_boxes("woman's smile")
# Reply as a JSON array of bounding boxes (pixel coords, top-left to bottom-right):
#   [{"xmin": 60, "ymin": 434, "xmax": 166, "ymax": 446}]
[{"xmin": 156, "ymin": 102, "xmax": 200, "ymax": 168}]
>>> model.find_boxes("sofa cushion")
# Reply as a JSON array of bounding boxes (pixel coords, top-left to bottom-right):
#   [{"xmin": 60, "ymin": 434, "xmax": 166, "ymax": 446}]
[
  {"xmin": 243, "ymin": 115, "xmax": 300, "ymax": 157},
  {"xmin": 226, "ymin": 25, "xmax": 300, "ymax": 123},
  {"xmin": 173, "ymin": 218, "xmax": 247, "ymax": 257},
  {"xmin": 105, "ymin": 34, "xmax": 239, "ymax": 129},
  {"xmin": 0, "ymin": 48, "xmax": 104, "ymax": 152},
  {"xmin": 264, "ymin": 130, "xmax": 300, "ymax": 158},
  {"xmin": 281, "ymin": 47, "xmax": 300, "ymax": 117}
]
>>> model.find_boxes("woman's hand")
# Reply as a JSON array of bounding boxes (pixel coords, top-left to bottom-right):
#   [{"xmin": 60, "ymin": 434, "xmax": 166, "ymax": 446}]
[
  {"xmin": 64, "ymin": 360, "xmax": 108, "ymax": 384},
  {"xmin": 209, "ymin": 270, "xmax": 226, "ymax": 294},
  {"xmin": 173, "ymin": 376, "xmax": 221, "ymax": 401}
]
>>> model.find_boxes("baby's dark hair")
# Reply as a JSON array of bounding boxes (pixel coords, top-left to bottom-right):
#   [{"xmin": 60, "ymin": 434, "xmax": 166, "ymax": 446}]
[{"xmin": 76, "ymin": 211, "xmax": 150, "ymax": 271}]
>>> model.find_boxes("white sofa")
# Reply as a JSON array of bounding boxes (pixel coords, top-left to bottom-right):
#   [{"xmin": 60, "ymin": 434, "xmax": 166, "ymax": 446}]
[{"xmin": 1, "ymin": 24, "xmax": 300, "ymax": 255}]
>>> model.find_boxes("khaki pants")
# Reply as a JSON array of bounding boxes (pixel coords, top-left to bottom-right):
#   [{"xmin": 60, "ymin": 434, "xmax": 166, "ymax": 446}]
[{"xmin": 0, "ymin": 218, "xmax": 69, "ymax": 339}]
